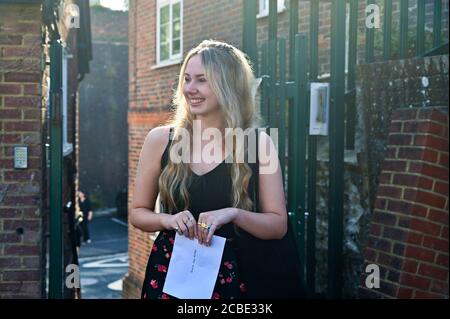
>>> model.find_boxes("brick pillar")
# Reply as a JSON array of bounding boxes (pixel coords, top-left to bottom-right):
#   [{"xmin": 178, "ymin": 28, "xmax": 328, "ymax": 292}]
[
  {"xmin": 122, "ymin": 111, "xmax": 171, "ymax": 299},
  {"xmin": 0, "ymin": 4, "xmax": 43, "ymax": 298},
  {"xmin": 360, "ymin": 107, "xmax": 449, "ymax": 299}
]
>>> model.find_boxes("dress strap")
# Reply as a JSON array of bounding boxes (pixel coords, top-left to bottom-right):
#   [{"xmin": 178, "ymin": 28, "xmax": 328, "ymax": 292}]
[
  {"xmin": 252, "ymin": 128, "xmax": 260, "ymax": 212},
  {"xmin": 161, "ymin": 127, "xmax": 175, "ymax": 169}
]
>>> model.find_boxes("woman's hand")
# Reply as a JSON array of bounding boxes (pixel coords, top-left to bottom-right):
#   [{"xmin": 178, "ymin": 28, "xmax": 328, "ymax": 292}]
[
  {"xmin": 197, "ymin": 208, "xmax": 238, "ymax": 246},
  {"xmin": 161, "ymin": 210, "xmax": 197, "ymax": 239}
]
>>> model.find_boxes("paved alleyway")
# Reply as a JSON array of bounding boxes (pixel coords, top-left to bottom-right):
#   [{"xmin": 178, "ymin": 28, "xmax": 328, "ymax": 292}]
[{"xmin": 78, "ymin": 214, "xmax": 128, "ymax": 299}]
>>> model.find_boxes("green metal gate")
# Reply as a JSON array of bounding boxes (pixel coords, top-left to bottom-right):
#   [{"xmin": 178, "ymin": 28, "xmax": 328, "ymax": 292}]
[
  {"xmin": 49, "ymin": 39, "xmax": 64, "ymax": 299},
  {"xmin": 243, "ymin": 0, "xmax": 448, "ymax": 298}
]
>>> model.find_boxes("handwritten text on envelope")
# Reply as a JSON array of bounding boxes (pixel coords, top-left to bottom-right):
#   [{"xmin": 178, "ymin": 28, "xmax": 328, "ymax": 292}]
[{"xmin": 163, "ymin": 234, "xmax": 226, "ymax": 299}]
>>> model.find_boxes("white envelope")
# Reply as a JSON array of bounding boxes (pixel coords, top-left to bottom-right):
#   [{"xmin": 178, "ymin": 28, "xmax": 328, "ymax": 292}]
[{"xmin": 163, "ymin": 234, "xmax": 226, "ymax": 299}]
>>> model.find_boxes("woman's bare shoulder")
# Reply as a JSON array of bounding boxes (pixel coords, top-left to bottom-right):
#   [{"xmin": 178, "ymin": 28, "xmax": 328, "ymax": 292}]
[
  {"xmin": 145, "ymin": 125, "xmax": 171, "ymax": 142},
  {"xmin": 142, "ymin": 125, "xmax": 172, "ymax": 158}
]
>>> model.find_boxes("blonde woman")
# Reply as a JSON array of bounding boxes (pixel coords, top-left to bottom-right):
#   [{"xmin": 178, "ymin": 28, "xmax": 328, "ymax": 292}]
[{"xmin": 131, "ymin": 40, "xmax": 299, "ymax": 299}]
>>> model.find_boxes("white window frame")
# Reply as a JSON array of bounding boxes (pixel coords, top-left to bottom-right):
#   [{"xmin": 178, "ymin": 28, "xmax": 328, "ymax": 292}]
[
  {"xmin": 257, "ymin": 0, "xmax": 286, "ymax": 19},
  {"xmin": 156, "ymin": 0, "xmax": 183, "ymax": 66},
  {"xmin": 62, "ymin": 49, "xmax": 73, "ymax": 156}
]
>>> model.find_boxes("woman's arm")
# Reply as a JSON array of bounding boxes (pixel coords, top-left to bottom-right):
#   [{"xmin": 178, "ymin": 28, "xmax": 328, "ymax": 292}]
[
  {"xmin": 129, "ymin": 126, "xmax": 174, "ymax": 232},
  {"xmin": 233, "ymin": 131, "xmax": 287, "ymax": 239},
  {"xmin": 198, "ymin": 131, "xmax": 288, "ymax": 244}
]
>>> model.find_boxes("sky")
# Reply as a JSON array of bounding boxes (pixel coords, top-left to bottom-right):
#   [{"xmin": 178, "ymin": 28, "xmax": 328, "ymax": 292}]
[{"xmin": 99, "ymin": 0, "xmax": 128, "ymax": 11}]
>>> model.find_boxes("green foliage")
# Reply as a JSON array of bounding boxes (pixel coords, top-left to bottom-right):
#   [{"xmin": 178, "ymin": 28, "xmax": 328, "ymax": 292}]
[
  {"xmin": 90, "ymin": 4, "xmax": 104, "ymax": 9},
  {"xmin": 373, "ymin": 22, "xmax": 436, "ymax": 59}
]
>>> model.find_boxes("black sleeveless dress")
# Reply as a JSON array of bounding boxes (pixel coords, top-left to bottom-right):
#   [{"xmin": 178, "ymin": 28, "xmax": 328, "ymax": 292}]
[{"xmin": 141, "ymin": 134, "xmax": 257, "ymax": 299}]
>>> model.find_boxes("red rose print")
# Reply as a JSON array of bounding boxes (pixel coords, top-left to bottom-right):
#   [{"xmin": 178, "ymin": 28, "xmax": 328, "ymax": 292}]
[
  {"xmin": 157, "ymin": 265, "xmax": 167, "ymax": 272},
  {"xmin": 152, "ymin": 245, "xmax": 157, "ymax": 252},
  {"xmin": 220, "ymin": 279, "xmax": 226, "ymax": 285},
  {"xmin": 212, "ymin": 292, "xmax": 220, "ymax": 299},
  {"xmin": 226, "ymin": 277, "xmax": 232, "ymax": 283},
  {"xmin": 150, "ymin": 279, "xmax": 158, "ymax": 289},
  {"xmin": 169, "ymin": 237, "xmax": 174, "ymax": 245},
  {"xmin": 161, "ymin": 293, "xmax": 170, "ymax": 299},
  {"xmin": 240, "ymin": 283, "xmax": 247, "ymax": 292}
]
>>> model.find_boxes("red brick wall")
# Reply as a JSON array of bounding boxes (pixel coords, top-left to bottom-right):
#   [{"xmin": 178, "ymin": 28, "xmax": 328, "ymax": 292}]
[
  {"xmin": 123, "ymin": 112, "xmax": 171, "ymax": 299},
  {"xmin": 128, "ymin": 0, "xmax": 175, "ymax": 110},
  {"xmin": 0, "ymin": 3, "xmax": 43, "ymax": 298},
  {"xmin": 1, "ymin": 0, "xmax": 81, "ymax": 298},
  {"xmin": 183, "ymin": 0, "xmax": 243, "ymax": 51},
  {"xmin": 360, "ymin": 107, "xmax": 449, "ymax": 299}
]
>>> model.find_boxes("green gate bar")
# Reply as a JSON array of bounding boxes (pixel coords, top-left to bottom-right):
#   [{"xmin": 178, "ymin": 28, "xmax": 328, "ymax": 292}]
[
  {"xmin": 269, "ymin": 0, "xmax": 278, "ymax": 41},
  {"xmin": 433, "ymin": 0, "xmax": 442, "ymax": 47},
  {"xmin": 309, "ymin": 0, "xmax": 319, "ymax": 80},
  {"xmin": 399, "ymin": 0, "xmax": 409, "ymax": 58},
  {"xmin": 383, "ymin": 0, "xmax": 393, "ymax": 60},
  {"xmin": 366, "ymin": 0, "xmax": 375, "ymax": 63},
  {"xmin": 416, "ymin": 0, "xmax": 426, "ymax": 56},
  {"xmin": 306, "ymin": 136, "xmax": 317, "ymax": 297},
  {"xmin": 293, "ymin": 33, "xmax": 308, "ymax": 285},
  {"xmin": 268, "ymin": 0, "xmax": 278, "ymax": 127},
  {"xmin": 268, "ymin": 38, "xmax": 278, "ymax": 127},
  {"xmin": 278, "ymin": 38, "xmax": 287, "ymax": 180},
  {"xmin": 260, "ymin": 42, "xmax": 269, "ymax": 120},
  {"xmin": 306, "ymin": 0, "xmax": 320, "ymax": 296},
  {"xmin": 289, "ymin": 0, "xmax": 299, "ymax": 81},
  {"xmin": 287, "ymin": 1, "xmax": 299, "ymax": 254},
  {"xmin": 243, "ymin": 0, "xmax": 257, "ymax": 72},
  {"xmin": 49, "ymin": 39, "xmax": 64, "ymax": 299},
  {"xmin": 328, "ymin": 0, "xmax": 346, "ymax": 299},
  {"xmin": 346, "ymin": 0, "xmax": 358, "ymax": 150}
]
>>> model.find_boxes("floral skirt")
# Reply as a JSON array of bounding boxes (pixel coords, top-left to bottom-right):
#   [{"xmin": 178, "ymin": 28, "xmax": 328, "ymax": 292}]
[{"xmin": 141, "ymin": 230, "xmax": 247, "ymax": 299}]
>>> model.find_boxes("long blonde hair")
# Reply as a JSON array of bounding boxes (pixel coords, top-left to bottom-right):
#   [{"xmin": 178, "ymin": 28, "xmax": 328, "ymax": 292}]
[{"xmin": 159, "ymin": 40, "xmax": 260, "ymax": 213}]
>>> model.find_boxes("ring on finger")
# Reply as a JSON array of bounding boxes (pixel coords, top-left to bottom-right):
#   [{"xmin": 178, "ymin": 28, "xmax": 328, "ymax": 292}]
[{"xmin": 198, "ymin": 222, "xmax": 208, "ymax": 229}]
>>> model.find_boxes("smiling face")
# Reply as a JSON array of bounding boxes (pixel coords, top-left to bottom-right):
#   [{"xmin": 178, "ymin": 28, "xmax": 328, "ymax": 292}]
[{"xmin": 183, "ymin": 54, "xmax": 221, "ymax": 117}]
